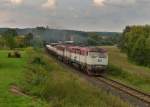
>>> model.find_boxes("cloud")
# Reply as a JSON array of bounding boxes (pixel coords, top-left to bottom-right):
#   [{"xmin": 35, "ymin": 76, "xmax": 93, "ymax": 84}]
[
  {"xmin": 105, "ymin": 0, "xmax": 136, "ymax": 6},
  {"xmin": 10, "ymin": 0, "xmax": 23, "ymax": 5},
  {"xmin": 0, "ymin": 10, "xmax": 12, "ymax": 25},
  {"xmin": 93, "ymin": 0, "xmax": 105, "ymax": 6},
  {"xmin": 0, "ymin": 0, "xmax": 150, "ymax": 31},
  {"xmin": 0, "ymin": 11, "xmax": 8, "ymax": 19},
  {"xmin": 42, "ymin": 0, "xmax": 56, "ymax": 9},
  {"xmin": 93, "ymin": 0, "xmax": 136, "ymax": 7}
]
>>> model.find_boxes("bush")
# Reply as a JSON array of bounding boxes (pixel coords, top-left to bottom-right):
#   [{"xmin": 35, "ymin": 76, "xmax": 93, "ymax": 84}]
[
  {"xmin": 107, "ymin": 65, "xmax": 129, "ymax": 79},
  {"xmin": 8, "ymin": 51, "xmax": 21, "ymax": 58},
  {"xmin": 22, "ymin": 48, "xmax": 53, "ymax": 98},
  {"xmin": 24, "ymin": 65, "xmax": 50, "ymax": 97}
]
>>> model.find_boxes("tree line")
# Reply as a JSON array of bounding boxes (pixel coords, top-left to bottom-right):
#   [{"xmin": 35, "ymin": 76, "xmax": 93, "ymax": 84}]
[
  {"xmin": 0, "ymin": 29, "xmax": 34, "ymax": 49},
  {"xmin": 87, "ymin": 32, "xmax": 120, "ymax": 46},
  {"xmin": 119, "ymin": 25, "xmax": 150, "ymax": 67}
]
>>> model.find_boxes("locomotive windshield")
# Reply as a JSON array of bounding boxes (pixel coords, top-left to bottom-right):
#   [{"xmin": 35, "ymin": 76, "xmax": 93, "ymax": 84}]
[{"xmin": 88, "ymin": 52, "xmax": 107, "ymax": 58}]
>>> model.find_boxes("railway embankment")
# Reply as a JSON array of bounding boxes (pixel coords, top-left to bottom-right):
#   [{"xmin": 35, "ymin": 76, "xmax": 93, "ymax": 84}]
[{"xmin": 20, "ymin": 48, "xmax": 132, "ymax": 107}]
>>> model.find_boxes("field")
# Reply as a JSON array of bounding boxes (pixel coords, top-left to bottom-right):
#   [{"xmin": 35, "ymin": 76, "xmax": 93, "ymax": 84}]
[
  {"xmin": 0, "ymin": 50, "xmax": 132, "ymax": 107},
  {"xmin": 102, "ymin": 46, "xmax": 150, "ymax": 93},
  {"xmin": 0, "ymin": 50, "xmax": 47, "ymax": 107}
]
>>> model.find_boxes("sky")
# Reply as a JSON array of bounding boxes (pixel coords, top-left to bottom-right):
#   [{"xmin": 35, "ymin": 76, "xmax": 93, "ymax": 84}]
[{"xmin": 0, "ymin": 0, "xmax": 150, "ymax": 32}]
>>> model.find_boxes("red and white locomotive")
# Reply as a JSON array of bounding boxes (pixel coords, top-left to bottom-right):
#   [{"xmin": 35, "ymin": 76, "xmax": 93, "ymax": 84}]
[{"xmin": 46, "ymin": 44, "xmax": 108, "ymax": 75}]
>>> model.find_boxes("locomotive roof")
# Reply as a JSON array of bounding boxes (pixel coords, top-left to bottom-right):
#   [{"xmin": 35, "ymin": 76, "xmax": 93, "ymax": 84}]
[
  {"xmin": 80, "ymin": 47, "xmax": 107, "ymax": 53},
  {"xmin": 67, "ymin": 46, "xmax": 107, "ymax": 53},
  {"xmin": 53, "ymin": 44, "xmax": 107, "ymax": 53}
]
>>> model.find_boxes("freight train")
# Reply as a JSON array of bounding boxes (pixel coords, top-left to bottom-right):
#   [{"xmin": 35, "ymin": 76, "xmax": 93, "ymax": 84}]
[{"xmin": 46, "ymin": 44, "xmax": 108, "ymax": 75}]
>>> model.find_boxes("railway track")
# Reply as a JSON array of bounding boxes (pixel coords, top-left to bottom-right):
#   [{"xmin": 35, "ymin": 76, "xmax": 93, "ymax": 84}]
[{"xmin": 95, "ymin": 76, "xmax": 150, "ymax": 105}]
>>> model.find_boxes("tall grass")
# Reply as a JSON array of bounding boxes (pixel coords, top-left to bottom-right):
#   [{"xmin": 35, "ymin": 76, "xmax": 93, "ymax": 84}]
[{"xmin": 22, "ymin": 48, "xmax": 132, "ymax": 107}]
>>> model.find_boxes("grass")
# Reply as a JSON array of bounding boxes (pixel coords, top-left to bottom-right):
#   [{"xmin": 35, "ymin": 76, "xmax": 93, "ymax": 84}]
[
  {"xmin": 0, "ymin": 50, "xmax": 48, "ymax": 107},
  {"xmin": 0, "ymin": 49, "xmax": 132, "ymax": 107},
  {"xmin": 22, "ymin": 49, "xmax": 132, "ymax": 107},
  {"xmin": 101, "ymin": 46, "xmax": 150, "ymax": 93}
]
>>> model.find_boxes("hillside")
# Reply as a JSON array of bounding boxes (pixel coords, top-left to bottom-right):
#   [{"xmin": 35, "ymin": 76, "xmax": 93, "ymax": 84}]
[
  {"xmin": 0, "ymin": 28, "xmax": 121, "ymax": 45},
  {"xmin": 0, "ymin": 28, "xmax": 88, "ymax": 43},
  {"xmin": 89, "ymin": 31, "xmax": 121, "ymax": 37}
]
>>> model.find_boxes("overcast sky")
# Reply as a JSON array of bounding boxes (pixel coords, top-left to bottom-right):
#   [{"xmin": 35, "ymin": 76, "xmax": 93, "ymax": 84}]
[{"xmin": 0, "ymin": 0, "xmax": 150, "ymax": 32}]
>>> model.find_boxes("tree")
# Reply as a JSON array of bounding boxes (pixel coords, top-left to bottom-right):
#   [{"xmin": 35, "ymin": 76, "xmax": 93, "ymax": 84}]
[
  {"xmin": 87, "ymin": 33, "xmax": 102, "ymax": 46},
  {"xmin": 15, "ymin": 36, "xmax": 26, "ymax": 48},
  {"xmin": 120, "ymin": 25, "xmax": 150, "ymax": 67},
  {"xmin": 36, "ymin": 26, "xmax": 46, "ymax": 31},
  {"xmin": 2, "ymin": 29, "xmax": 18, "ymax": 49},
  {"xmin": 145, "ymin": 37, "xmax": 150, "ymax": 66},
  {"xmin": 0, "ymin": 36, "xmax": 6, "ymax": 49},
  {"xmin": 25, "ymin": 33, "xmax": 34, "ymax": 46}
]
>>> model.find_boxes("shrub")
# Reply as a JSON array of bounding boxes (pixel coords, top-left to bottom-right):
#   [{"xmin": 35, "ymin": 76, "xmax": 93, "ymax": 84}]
[
  {"xmin": 22, "ymin": 48, "xmax": 53, "ymax": 98},
  {"xmin": 8, "ymin": 51, "xmax": 21, "ymax": 58},
  {"xmin": 107, "ymin": 65, "xmax": 129, "ymax": 79}
]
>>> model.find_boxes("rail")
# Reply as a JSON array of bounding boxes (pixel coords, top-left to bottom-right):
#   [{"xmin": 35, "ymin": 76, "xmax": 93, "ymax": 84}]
[{"xmin": 95, "ymin": 76, "xmax": 150, "ymax": 105}]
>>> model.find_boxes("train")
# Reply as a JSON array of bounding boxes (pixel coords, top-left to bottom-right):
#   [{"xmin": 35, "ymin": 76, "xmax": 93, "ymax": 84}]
[{"xmin": 46, "ymin": 43, "xmax": 108, "ymax": 75}]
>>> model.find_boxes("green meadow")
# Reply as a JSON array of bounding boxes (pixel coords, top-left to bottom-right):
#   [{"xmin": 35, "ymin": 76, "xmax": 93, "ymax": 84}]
[{"xmin": 0, "ymin": 50, "xmax": 47, "ymax": 107}]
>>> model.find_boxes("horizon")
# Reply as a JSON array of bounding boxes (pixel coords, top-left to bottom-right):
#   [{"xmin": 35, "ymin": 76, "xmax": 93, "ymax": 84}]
[{"xmin": 0, "ymin": 26, "xmax": 123, "ymax": 33}]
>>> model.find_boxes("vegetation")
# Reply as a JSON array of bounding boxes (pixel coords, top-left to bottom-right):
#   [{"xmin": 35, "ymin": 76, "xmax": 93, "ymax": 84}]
[
  {"xmin": 87, "ymin": 33, "xmax": 101, "ymax": 45},
  {"xmin": 1, "ymin": 26, "xmax": 148, "ymax": 106},
  {"xmin": 21, "ymin": 48, "xmax": 132, "ymax": 107},
  {"xmin": 1, "ymin": 29, "xmax": 18, "ymax": 49},
  {"xmin": 0, "ymin": 29, "xmax": 34, "ymax": 49},
  {"xmin": 0, "ymin": 27, "xmax": 120, "ymax": 46},
  {"xmin": 87, "ymin": 32, "xmax": 121, "ymax": 46},
  {"xmin": 119, "ymin": 25, "xmax": 150, "ymax": 67},
  {"xmin": 24, "ymin": 33, "xmax": 34, "ymax": 46},
  {"xmin": 0, "ymin": 50, "xmax": 48, "ymax": 107},
  {"xmin": 103, "ymin": 46, "xmax": 150, "ymax": 93}
]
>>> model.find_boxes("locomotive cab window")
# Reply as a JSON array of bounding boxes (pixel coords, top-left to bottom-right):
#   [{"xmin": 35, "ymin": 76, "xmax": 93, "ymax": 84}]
[
  {"xmin": 99, "ymin": 53, "xmax": 107, "ymax": 58},
  {"xmin": 88, "ymin": 52, "xmax": 107, "ymax": 58},
  {"xmin": 88, "ymin": 52, "xmax": 99, "ymax": 58}
]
